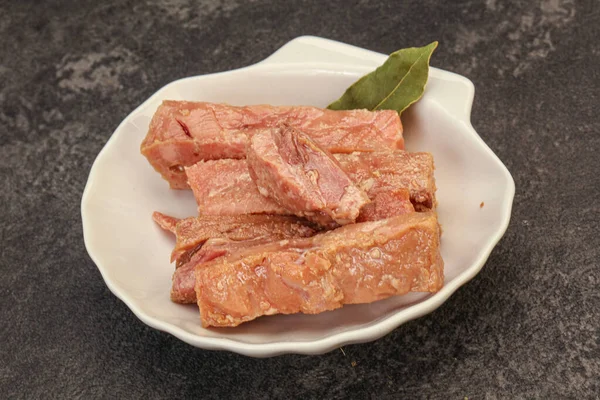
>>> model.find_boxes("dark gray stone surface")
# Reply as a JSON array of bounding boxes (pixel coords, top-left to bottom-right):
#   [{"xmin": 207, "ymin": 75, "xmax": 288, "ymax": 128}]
[{"xmin": 1, "ymin": 0, "xmax": 598, "ymax": 398}]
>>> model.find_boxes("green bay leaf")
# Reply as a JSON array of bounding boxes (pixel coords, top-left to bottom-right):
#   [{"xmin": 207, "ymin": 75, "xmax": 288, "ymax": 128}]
[{"xmin": 327, "ymin": 41, "xmax": 438, "ymax": 115}]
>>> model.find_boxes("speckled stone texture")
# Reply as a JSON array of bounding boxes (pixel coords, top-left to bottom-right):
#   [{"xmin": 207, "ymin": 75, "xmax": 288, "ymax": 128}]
[{"xmin": 1, "ymin": 0, "xmax": 599, "ymax": 398}]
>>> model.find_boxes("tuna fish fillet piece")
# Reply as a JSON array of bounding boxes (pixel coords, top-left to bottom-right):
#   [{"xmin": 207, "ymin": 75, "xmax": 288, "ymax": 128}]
[
  {"xmin": 186, "ymin": 150, "xmax": 433, "ymax": 219},
  {"xmin": 141, "ymin": 101, "xmax": 404, "ymax": 189},
  {"xmin": 157, "ymin": 212, "xmax": 317, "ymax": 265},
  {"xmin": 185, "ymin": 159, "xmax": 288, "ymax": 216},
  {"xmin": 151, "ymin": 212, "xmax": 318, "ymax": 303},
  {"xmin": 336, "ymin": 151, "xmax": 437, "ymax": 211},
  {"xmin": 356, "ymin": 188, "xmax": 414, "ymax": 222},
  {"xmin": 195, "ymin": 212, "xmax": 443, "ymax": 328},
  {"xmin": 247, "ymin": 125, "xmax": 369, "ymax": 227},
  {"xmin": 171, "ymin": 238, "xmax": 275, "ymax": 304}
]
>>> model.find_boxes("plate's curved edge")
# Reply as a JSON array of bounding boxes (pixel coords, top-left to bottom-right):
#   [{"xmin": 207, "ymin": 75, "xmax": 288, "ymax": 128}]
[
  {"xmin": 260, "ymin": 35, "xmax": 386, "ymax": 67},
  {"xmin": 427, "ymin": 73, "xmax": 475, "ymax": 123},
  {"xmin": 81, "ymin": 35, "xmax": 516, "ymax": 358}
]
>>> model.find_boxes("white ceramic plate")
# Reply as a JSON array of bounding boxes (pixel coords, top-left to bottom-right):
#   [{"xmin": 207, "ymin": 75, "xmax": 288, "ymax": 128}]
[{"xmin": 82, "ymin": 36, "xmax": 515, "ymax": 357}]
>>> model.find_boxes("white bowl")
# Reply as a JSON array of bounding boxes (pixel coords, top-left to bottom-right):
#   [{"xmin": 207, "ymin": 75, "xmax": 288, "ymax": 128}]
[{"xmin": 81, "ymin": 36, "xmax": 515, "ymax": 357}]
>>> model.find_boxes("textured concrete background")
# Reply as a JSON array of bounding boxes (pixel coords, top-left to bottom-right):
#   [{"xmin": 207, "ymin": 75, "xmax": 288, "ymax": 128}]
[{"xmin": 1, "ymin": 0, "xmax": 599, "ymax": 398}]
